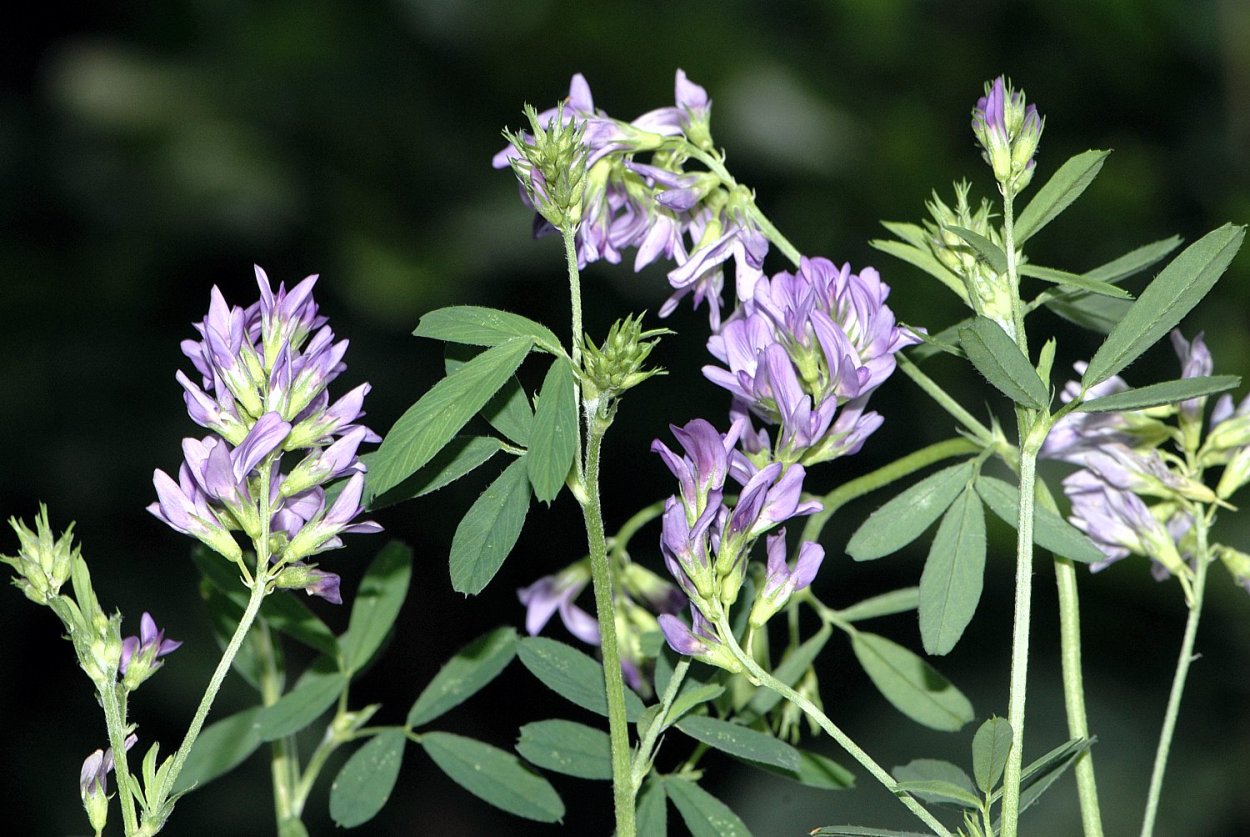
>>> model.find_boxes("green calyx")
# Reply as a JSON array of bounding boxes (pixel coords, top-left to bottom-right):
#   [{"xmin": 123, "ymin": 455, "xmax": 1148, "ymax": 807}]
[{"xmin": 578, "ymin": 313, "xmax": 671, "ymax": 403}]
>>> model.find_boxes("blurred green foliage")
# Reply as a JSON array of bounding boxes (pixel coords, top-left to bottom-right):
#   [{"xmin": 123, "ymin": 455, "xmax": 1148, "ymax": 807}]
[{"xmin": 1, "ymin": 1, "xmax": 1247, "ymax": 833}]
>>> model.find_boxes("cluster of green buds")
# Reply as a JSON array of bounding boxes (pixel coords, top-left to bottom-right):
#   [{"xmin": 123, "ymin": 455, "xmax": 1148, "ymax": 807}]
[
  {"xmin": 578, "ymin": 313, "xmax": 670, "ymax": 418},
  {"xmin": 925, "ymin": 182, "xmax": 1018, "ymax": 338},
  {"xmin": 2, "ymin": 507, "xmax": 123, "ymax": 686},
  {"xmin": 502, "ymin": 101, "xmax": 590, "ymax": 232}
]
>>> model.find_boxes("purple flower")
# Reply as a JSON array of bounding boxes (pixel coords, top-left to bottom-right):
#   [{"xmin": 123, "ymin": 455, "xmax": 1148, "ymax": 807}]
[
  {"xmin": 80, "ymin": 734, "xmax": 137, "ymax": 800},
  {"xmin": 749, "ymin": 531, "xmax": 825, "ymax": 627},
  {"xmin": 155, "ymin": 270, "xmax": 381, "ymax": 572},
  {"xmin": 661, "ymin": 211, "xmax": 768, "ymax": 330},
  {"xmin": 704, "ymin": 257, "xmax": 912, "ymax": 463},
  {"xmin": 120, "ymin": 612, "xmax": 182, "ymax": 677},
  {"xmin": 650, "ymin": 417, "xmax": 742, "ymax": 522},
  {"xmin": 657, "ymin": 609, "xmax": 740, "ymax": 672},
  {"xmin": 518, "ymin": 562, "xmax": 600, "ymax": 646}
]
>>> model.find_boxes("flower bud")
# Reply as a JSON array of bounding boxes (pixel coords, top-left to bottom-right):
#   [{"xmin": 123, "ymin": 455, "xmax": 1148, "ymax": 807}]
[
  {"xmin": 579, "ymin": 314, "xmax": 670, "ymax": 405},
  {"xmin": 1, "ymin": 506, "xmax": 78, "ymax": 605},
  {"xmin": 972, "ymin": 76, "xmax": 1044, "ymax": 193},
  {"xmin": 503, "ymin": 102, "xmax": 590, "ymax": 232},
  {"xmin": 273, "ymin": 563, "xmax": 342, "ymax": 604}
]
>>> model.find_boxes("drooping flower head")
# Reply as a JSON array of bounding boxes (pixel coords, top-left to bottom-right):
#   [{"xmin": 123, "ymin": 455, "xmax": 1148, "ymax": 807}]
[{"xmin": 150, "ymin": 269, "xmax": 381, "ymax": 597}]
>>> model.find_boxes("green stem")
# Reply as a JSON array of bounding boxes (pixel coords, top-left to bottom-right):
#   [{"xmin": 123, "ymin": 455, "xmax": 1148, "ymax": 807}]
[
  {"xmin": 255, "ymin": 620, "xmax": 299, "ymax": 829},
  {"xmin": 154, "ymin": 580, "xmax": 268, "ymax": 812},
  {"xmin": 609, "ymin": 500, "xmax": 666, "ymax": 561},
  {"xmin": 1000, "ymin": 430, "xmax": 1044, "ymax": 837},
  {"xmin": 563, "ymin": 228, "xmax": 586, "ymax": 483},
  {"xmin": 100, "ymin": 683, "xmax": 139, "ymax": 834},
  {"xmin": 1002, "ymin": 185, "xmax": 1028, "ymax": 349},
  {"xmin": 290, "ymin": 729, "xmax": 344, "ymax": 815},
  {"xmin": 897, "ymin": 355, "xmax": 996, "ymax": 446},
  {"xmin": 684, "ymin": 144, "xmax": 802, "ymax": 265},
  {"xmin": 580, "ymin": 423, "xmax": 636, "ymax": 837},
  {"xmin": 1140, "ymin": 510, "xmax": 1212, "ymax": 837},
  {"xmin": 799, "ymin": 437, "xmax": 981, "ymax": 549},
  {"xmin": 1055, "ymin": 555, "xmax": 1104, "ymax": 836},
  {"xmin": 714, "ymin": 614, "xmax": 951, "ymax": 836},
  {"xmin": 630, "ymin": 658, "xmax": 691, "ymax": 794}
]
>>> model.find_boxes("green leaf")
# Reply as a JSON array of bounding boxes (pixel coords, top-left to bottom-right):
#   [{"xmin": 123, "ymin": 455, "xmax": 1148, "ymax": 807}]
[
  {"xmin": 974, "ymin": 476, "xmax": 1105, "ymax": 564},
  {"xmin": 1045, "ymin": 293, "xmax": 1133, "ymax": 335},
  {"xmin": 446, "ymin": 346, "xmax": 535, "ymax": 446},
  {"xmin": 847, "ymin": 461, "xmax": 974, "ymax": 561},
  {"xmin": 515, "ymin": 719, "xmax": 611, "ymax": 780},
  {"xmin": 1076, "ymin": 375, "xmax": 1240, "ymax": 413},
  {"xmin": 340, "ymin": 542, "xmax": 413, "ymax": 674},
  {"xmin": 1082, "ymin": 224, "xmax": 1245, "ymax": 387},
  {"xmin": 172, "ymin": 706, "xmax": 263, "ymax": 792},
  {"xmin": 665, "ymin": 777, "xmax": 752, "ymax": 837},
  {"xmin": 851, "ymin": 632, "xmax": 973, "ymax": 731},
  {"xmin": 880, "ymin": 220, "xmax": 929, "ymax": 248},
  {"xmin": 675, "ymin": 715, "xmax": 801, "ymax": 771},
  {"xmin": 448, "ymin": 456, "xmax": 532, "ymax": 595},
  {"xmin": 278, "ymin": 821, "xmax": 309, "ymax": 837},
  {"xmin": 414, "ymin": 305, "xmax": 563, "ymax": 355},
  {"xmin": 328, "ymin": 730, "xmax": 407, "ymax": 827},
  {"xmin": 515, "ymin": 639, "xmax": 650, "ymax": 724},
  {"xmin": 664, "ymin": 682, "xmax": 726, "ymax": 727},
  {"xmin": 946, "ymin": 226, "xmax": 1008, "ymax": 274},
  {"xmin": 421, "ymin": 732, "xmax": 564, "ymax": 822},
  {"xmin": 1084, "ymin": 236, "xmax": 1185, "ymax": 284},
  {"xmin": 517, "ymin": 636, "xmax": 646, "ymax": 721},
  {"xmin": 369, "ymin": 337, "xmax": 533, "ymax": 497},
  {"xmin": 869, "ymin": 238, "xmax": 969, "ymax": 302},
  {"xmin": 366, "ymin": 436, "xmax": 504, "ymax": 510},
  {"xmin": 1014, "ymin": 150, "xmax": 1110, "ymax": 243},
  {"xmin": 757, "ymin": 749, "xmax": 855, "ymax": 791},
  {"xmin": 1018, "ymin": 264, "xmax": 1132, "ymax": 299},
  {"xmin": 959, "ymin": 317, "xmax": 1049, "ymax": 410},
  {"xmin": 894, "ymin": 757, "xmax": 977, "ymax": 807},
  {"xmin": 527, "ymin": 359, "xmax": 578, "ymax": 503},
  {"xmin": 812, "ymin": 829, "xmax": 931, "ymax": 837},
  {"xmin": 744, "ymin": 624, "xmax": 831, "ymax": 718},
  {"xmin": 972, "ymin": 716, "xmax": 1013, "ymax": 793},
  {"xmin": 254, "ymin": 658, "xmax": 347, "ymax": 742},
  {"xmin": 636, "ymin": 777, "xmax": 668, "ymax": 836},
  {"xmin": 407, "ymin": 626, "xmax": 518, "ymax": 728},
  {"xmin": 906, "ymin": 319, "xmax": 969, "ymax": 361},
  {"xmin": 990, "ymin": 738, "xmax": 1093, "ymax": 824},
  {"xmin": 837, "ymin": 587, "xmax": 920, "ymax": 623},
  {"xmin": 919, "ymin": 488, "xmax": 986, "ymax": 655},
  {"xmin": 894, "ymin": 778, "xmax": 981, "ymax": 809}
]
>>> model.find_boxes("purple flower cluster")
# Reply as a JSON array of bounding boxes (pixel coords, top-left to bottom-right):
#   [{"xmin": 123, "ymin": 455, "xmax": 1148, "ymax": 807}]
[
  {"xmin": 150, "ymin": 268, "xmax": 381, "ymax": 601},
  {"xmin": 705, "ymin": 257, "xmax": 919, "ymax": 465},
  {"xmin": 1044, "ymin": 331, "xmax": 1225, "ymax": 592},
  {"xmin": 652, "ymin": 418, "xmax": 823, "ymax": 666},
  {"xmin": 495, "ymin": 70, "xmax": 769, "ymax": 329}
]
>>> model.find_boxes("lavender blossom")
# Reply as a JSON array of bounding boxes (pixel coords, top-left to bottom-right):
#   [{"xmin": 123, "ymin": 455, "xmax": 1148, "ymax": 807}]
[
  {"xmin": 119, "ymin": 612, "xmax": 182, "ymax": 676},
  {"xmin": 704, "ymin": 257, "xmax": 915, "ymax": 464},
  {"xmin": 749, "ymin": 531, "xmax": 825, "ymax": 628},
  {"xmin": 151, "ymin": 269, "xmax": 381, "ymax": 588},
  {"xmin": 518, "ymin": 561, "xmax": 600, "ymax": 645}
]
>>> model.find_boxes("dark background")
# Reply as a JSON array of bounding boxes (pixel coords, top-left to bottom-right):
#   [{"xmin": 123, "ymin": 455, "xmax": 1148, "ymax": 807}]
[{"xmin": 2, "ymin": 1, "xmax": 1249, "ymax": 834}]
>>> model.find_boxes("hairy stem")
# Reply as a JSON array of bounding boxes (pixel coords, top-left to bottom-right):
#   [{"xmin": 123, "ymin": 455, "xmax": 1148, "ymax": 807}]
[
  {"xmin": 255, "ymin": 621, "xmax": 299, "ymax": 829},
  {"xmin": 897, "ymin": 355, "xmax": 996, "ymax": 446},
  {"xmin": 1140, "ymin": 510, "xmax": 1212, "ymax": 837},
  {"xmin": 1055, "ymin": 555, "xmax": 1104, "ymax": 836},
  {"xmin": 581, "ymin": 424, "xmax": 636, "ymax": 837},
  {"xmin": 630, "ymin": 658, "xmax": 690, "ymax": 794},
  {"xmin": 100, "ymin": 683, "xmax": 139, "ymax": 834}
]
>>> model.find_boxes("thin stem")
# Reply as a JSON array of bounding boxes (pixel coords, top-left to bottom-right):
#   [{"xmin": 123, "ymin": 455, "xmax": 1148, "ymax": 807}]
[
  {"xmin": 683, "ymin": 144, "xmax": 803, "ymax": 265},
  {"xmin": 581, "ymin": 423, "xmax": 636, "ymax": 837},
  {"xmin": 1140, "ymin": 510, "xmax": 1212, "ymax": 837},
  {"xmin": 609, "ymin": 500, "xmax": 666, "ymax": 561},
  {"xmin": 290, "ymin": 730, "xmax": 343, "ymax": 815},
  {"xmin": 1055, "ymin": 555, "xmax": 1104, "ymax": 836},
  {"xmin": 897, "ymin": 355, "xmax": 996, "ymax": 446},
  {"xmin": 563, "ymin": 228, "xmax": 586, "ymax": 482},
  {"xmin": 155, "ymin": 580, "xmax": 268, "ymax": 810},
  {"xmin": 714, "ymin": 614, "xmax": 950, "ymax": 836},
  {"xmin": 1000, "ymin": 431, "xmax": 1043, "ymax": 837},
  {"xmin": 255, "ymin": 620, "xmax": 299, "ymax": 829},
  {"xmin": 100, "ymin": 683, "xmax": 139, "ymax": 834},
  {"xmin": 1002, "ymin": 185, "xmax": 1028, "ymax": 349},
  {"xmin": 630, "ymin": 658, "xmax": 691, "ymax": 794}
]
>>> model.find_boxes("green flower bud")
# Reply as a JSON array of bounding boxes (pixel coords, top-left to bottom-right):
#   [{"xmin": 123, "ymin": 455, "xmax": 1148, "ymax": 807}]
[
  {"xmin": 1, "ymin": 505, "xmax": 78, "ymax": 605},
  {"xmin": 503, "ymin": 102, "xmax": 590, "ymax": 232},
  {"xmin": 578, "ymin": 313, "xmax": 670, "ymax": 405}
]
